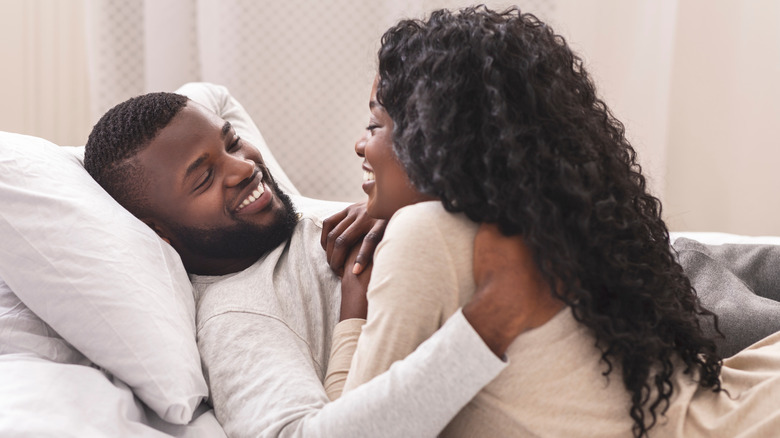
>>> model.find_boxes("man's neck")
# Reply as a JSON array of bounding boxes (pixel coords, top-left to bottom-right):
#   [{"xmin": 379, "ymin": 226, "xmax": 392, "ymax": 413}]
[{"xmin": 185, "ymin": 256, "xmax": 262, "ymax": 276}]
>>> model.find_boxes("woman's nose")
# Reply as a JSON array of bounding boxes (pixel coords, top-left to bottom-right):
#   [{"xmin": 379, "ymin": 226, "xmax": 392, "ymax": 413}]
[
  {"xmin": 355, "ymin": 134, "xmax": 367, "ymax": 157},
  {"xmin": 223, "ymin": 155, "xmax": 256, "ymax": 187}
]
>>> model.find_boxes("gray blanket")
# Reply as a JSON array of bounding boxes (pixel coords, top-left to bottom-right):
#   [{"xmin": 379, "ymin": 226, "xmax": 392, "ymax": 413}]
[{"xmin": 675, "ymin": 238, "xmax": 780, "ymax": 357}]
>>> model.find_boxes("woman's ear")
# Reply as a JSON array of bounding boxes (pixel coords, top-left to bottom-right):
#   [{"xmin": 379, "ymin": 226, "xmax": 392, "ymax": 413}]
[{"xmin": 141, "ymin": 218, "xmax": 172, "ymax": 245}]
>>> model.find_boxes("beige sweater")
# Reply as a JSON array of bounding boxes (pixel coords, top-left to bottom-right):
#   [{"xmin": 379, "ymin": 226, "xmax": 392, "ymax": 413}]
[{"xmin": 327, "ymin": 200, "xmax": 780, "ymax": 437}]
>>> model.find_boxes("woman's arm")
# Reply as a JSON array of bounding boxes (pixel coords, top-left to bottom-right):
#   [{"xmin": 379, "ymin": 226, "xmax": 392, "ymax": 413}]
[
  {"xmin": 325, "ymin": 243, "xmax": 371, "ymax": 400},
  {"xmin": 324, "ymin": 318, "xmax": 364, "ymax": 400},
  {"xmin": 341, "ymin": 203, "xmax": 468, "ymax": 394}
]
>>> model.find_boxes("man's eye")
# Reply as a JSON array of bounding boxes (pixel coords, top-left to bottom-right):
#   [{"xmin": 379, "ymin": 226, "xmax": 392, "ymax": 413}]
[
  {"xmin": 365, "ymin": 125, "xmax": 379, "ymax": 137},
  {"xmin": 194, "ymin": 170, "xmax": 213, "ymax": 191},
  {"xmin": 228, "ymin": 136, "xmax": 241, "ymax": 152}
]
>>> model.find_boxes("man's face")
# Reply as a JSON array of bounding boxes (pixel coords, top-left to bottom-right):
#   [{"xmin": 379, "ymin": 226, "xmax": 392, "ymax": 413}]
[{"xmin": 134, "ymin": 101, "xmax": 297, "ymax": 275}]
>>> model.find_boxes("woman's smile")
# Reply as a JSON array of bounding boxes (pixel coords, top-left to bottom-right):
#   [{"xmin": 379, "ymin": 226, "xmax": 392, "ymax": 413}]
[{"xmin": 361, "ymin": 164, "xmax": 376, "ymax": 194}]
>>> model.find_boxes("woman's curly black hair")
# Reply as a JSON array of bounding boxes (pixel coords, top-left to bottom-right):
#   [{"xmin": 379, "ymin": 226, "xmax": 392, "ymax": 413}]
[{"xmin": 376, "ymin": 6, "xmax": 721, "ymax": 437}]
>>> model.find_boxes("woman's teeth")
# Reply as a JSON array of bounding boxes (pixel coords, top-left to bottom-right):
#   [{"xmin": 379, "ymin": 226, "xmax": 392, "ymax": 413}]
[
  {"xmin": 363, "ymin": 170, "xmax": 375, "ymax": 182},
  {"xmin": 237, "ymin": 186, "xmax": 265, "ymax": 210}
]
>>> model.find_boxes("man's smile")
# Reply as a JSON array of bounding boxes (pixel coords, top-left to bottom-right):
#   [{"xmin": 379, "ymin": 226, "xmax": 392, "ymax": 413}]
[{"xmin": 233, "ymin": 169, "xmax": 273, "ymax": 215}]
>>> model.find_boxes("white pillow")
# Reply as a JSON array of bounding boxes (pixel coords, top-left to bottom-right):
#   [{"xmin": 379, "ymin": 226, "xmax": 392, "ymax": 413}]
[
  {"xmin": 0, "ymin": 277, "xmax": 89, "ymax": 365},
  {"xmin": 0, "ymin": 132, "xmax": 207, "ymax": 424}
]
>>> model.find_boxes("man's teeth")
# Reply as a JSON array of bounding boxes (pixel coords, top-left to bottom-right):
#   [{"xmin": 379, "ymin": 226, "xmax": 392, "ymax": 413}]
[
  {"xmin": 237, "ymin": 186, "xmax": 265, "ymax": 210},
  {"xmin": 363, "ymin": 170, "xmax": 375, "ymax": 182}
]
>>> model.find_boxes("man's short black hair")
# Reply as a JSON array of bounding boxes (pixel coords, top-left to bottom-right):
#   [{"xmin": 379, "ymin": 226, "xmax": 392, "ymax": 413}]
[{"xmin": 84, "ymin": 92, "xmax": 189, "ymax": 216}]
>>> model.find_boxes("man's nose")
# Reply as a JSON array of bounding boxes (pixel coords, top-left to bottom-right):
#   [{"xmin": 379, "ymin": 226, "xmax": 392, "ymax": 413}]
[
  {"xmin": 223, "ymin": 155, "xmax": 256, "ymax": 187},
  {"xmin": 355, "ymin": 134, "xmax": 367, "ymax": 157}
]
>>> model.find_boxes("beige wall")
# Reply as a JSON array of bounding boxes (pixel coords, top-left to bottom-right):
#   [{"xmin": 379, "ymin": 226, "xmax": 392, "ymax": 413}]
[
  {"xmin": 547, "ymin": 0, "xmax": 780, "ymax": 236},
  {"xmin": 0, "ymin": 0, "xmax": 91, "ymax": 146},
  {"xmin": 550, "ymin": 0, "xmax": 678, "ymax": 201},
  {"xmin": 664, "ymin": 0, "xmax": 780, "ymax": 236}
]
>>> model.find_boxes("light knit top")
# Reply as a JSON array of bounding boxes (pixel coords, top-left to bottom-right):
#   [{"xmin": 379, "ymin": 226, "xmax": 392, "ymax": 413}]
[{"xmin": 328, "ymin": 200, "xmax": 780, "ymax": 437}]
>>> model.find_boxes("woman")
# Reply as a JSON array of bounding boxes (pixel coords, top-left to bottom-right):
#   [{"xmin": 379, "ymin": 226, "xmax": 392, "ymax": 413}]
[{"xmin": 327, "ymin": 6, "xmax": 780, "ymax": 437}]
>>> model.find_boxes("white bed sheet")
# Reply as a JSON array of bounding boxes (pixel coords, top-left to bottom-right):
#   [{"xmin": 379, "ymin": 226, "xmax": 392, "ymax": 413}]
[
  {"xmin": 0, "ymin": 355, "xmax": 224, "ymax": 438},
  {"xmin": 0, "ymin": 276, "xmax": 224, "ymax": 437}
]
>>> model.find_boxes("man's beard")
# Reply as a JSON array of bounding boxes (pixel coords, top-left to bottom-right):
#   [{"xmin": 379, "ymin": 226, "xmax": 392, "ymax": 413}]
[{"xmin": 169, "ymin": 180, "xmax": 298, "ymax": 262}]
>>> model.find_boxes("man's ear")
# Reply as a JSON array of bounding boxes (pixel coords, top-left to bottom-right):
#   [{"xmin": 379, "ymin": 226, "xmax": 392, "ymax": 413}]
[{"xmin": 141, "ymin": 218, "xmax": 172, "ymax": 245}]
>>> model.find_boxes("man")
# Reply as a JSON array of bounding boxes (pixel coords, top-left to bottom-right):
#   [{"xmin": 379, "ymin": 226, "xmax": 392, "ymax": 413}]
[{"xmin": 84, "ymin": 82, "xmax": 529, "ymax": 437}]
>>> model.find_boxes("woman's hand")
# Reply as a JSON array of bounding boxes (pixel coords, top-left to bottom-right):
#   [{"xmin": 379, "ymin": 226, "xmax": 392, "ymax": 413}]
[
  {"xmin": 321, "ymin": 201, "xmax": 387, "ymax": 277},
  {"xmin": 463, "ymin": 223, "xmax": 564, "ymax": 356},
  {"xmin": 339, "ymin": 244, "xmax": 373, "ymax": 321}
]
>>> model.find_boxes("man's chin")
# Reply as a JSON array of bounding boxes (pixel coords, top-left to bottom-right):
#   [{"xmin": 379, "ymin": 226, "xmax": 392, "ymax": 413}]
[{"xmin": 171, "ymin": 187, "xmax": 298, "ymax": 264}]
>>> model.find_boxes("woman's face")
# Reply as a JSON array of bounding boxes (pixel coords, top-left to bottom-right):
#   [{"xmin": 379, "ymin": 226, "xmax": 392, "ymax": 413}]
[{"xmin": 355, "ymin": 77, "xmax": 429, "ymax": 219}]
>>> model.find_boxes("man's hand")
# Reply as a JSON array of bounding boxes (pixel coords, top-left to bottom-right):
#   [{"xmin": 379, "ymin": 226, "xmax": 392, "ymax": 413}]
[
  {"xmin": 339, "ymin": 244, "xmax": 373, "ymax": 321},
  {"xmin": 463, "ymin": 223, "xmax": 565, "ymax": 357},
  {"xmin": 321, "ymin": 201, "xmax": 387, "ymax": 277}
]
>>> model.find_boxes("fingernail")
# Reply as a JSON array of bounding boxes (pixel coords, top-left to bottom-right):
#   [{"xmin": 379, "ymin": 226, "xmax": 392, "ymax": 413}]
[{"xmin": 352, "ymin": 262, "xmax": 363, "ymax": 275}]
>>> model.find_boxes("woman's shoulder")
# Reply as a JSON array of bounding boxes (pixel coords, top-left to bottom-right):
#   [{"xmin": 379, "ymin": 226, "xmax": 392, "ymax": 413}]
[
  {"xmin": 377, "ymin": 202, "xmax": 477, "ymax": 262},
  {"xmin": 393, "ymin": 200, "xmax": 448, "ymax": 218},
  {"xmin": 389, "ymin": 200, "xmax": 476, "ymax": 235}
]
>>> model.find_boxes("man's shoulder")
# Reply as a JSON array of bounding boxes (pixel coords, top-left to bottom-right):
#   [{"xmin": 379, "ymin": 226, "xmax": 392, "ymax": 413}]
[
  {"xmin": 194, "ymin": 214, "xmax": 338, "ymax": 314},
  {"xmin": 291, "ymin": 195, "xmax": 350, "ymax": 221},
  {"xmin": 288, "ymin": 212, "xmax": 328, "ymax": 257}
]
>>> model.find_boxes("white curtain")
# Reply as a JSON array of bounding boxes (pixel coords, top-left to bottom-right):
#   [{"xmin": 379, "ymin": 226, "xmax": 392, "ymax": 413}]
[
  {"xmin": 83, "ymin": 0, "xmax": 780, "ymax": 235},
  {"xmin": 663, "ymin": 0, "xmax": 780, "ymax": 235},
  {"xmin": 84, "ymin": 0, "xmax": 553, "ymax": 203}
]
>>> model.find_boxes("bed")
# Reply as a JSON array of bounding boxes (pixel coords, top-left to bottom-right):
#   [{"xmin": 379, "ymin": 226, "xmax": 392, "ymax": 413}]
[
  {"xmin": 1, "ymin": 82, "xmax": 779, "ymax": 437},
  {"xmin": 0, "ymin": 82, "xmax": 311, "ymax": 437}
]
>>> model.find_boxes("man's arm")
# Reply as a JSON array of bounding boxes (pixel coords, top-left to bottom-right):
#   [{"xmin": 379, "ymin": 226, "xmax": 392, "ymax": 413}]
[
  {"xmin": 466, "ymin": 223, "xmax": 565, "ymax": 354},
  {"xmin": 199, "ymin": 307, "xmax": 506, "ymax": 438}
]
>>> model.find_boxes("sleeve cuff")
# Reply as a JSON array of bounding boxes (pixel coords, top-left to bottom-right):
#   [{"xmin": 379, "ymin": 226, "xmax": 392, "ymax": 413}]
[
  {"xmin": 324, "ymin": 318, "xmax": 366, "ymax": 400},
  {"xmin": 440, "ymin": 308, "xmax": 509, "ymax": 374}
]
